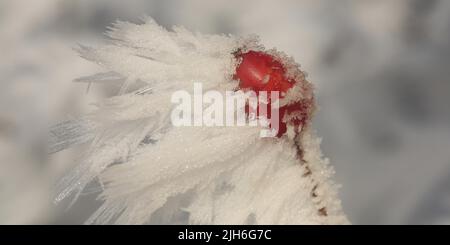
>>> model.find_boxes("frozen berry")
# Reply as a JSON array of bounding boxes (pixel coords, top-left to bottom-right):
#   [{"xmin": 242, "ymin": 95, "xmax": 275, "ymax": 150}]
[
  {"xmin": 235, "ymin": 51, "xmax": 294, "ymax": 94},
  {"xmin": 235, "ymin": 50, "xmax": 312, "ymax": 137}
]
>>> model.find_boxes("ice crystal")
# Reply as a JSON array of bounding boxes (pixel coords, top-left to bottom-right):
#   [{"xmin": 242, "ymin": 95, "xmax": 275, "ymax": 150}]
[{"xmin": 51, "ymin": 17, "xmax": 349, "ymax": 224}]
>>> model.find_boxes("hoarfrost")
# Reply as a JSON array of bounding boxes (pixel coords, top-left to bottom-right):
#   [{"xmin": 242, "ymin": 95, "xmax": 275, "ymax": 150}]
[{"xmin": 53, "ymin": 17, "xmax": 348, "ymax": 224}]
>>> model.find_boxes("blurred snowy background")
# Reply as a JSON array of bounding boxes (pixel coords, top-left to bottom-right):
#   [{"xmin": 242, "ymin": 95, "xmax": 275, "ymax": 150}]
[{"xmin": 1, "ymin": 0, "xmax": 450, "ymax": 224}]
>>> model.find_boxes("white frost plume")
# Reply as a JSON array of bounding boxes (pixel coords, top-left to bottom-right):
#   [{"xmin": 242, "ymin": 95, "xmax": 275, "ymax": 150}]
[{"xmin": 51, "ymin": 17, "xmax": 349, "ymax": 224}]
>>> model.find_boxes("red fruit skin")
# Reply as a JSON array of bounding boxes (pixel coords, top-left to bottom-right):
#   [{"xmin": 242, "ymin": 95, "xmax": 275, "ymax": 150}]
[
  {"xmin": 236, "ymin": 51, "xmax": 294, "ymax": 93},
  {"xmin": 235, "ymin": 50, "xmax": 310, "ymax": 137}
]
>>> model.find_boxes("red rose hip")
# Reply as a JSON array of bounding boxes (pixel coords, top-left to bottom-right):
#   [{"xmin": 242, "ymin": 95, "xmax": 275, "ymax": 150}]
[{"xmin": 234, "ymin": 50, "xmax": 313, "ymax": 137}]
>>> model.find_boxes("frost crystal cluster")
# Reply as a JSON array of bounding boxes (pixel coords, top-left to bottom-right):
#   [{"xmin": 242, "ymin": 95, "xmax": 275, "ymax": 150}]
[{"xmin": 51, "ymin": 17, "xmax": 349, "ymax": 224}]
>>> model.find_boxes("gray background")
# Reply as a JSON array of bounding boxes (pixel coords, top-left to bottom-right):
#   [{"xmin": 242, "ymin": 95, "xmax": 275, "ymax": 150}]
[{"xmin": 1, "ymin": 0, "xmax": 450, "ymax": 224}]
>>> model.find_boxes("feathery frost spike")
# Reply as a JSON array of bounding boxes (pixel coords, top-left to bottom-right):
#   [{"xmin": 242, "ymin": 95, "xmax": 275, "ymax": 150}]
[{"xmin": 53, "ymin": 17, "xmax": 349, "ymax": 224}]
